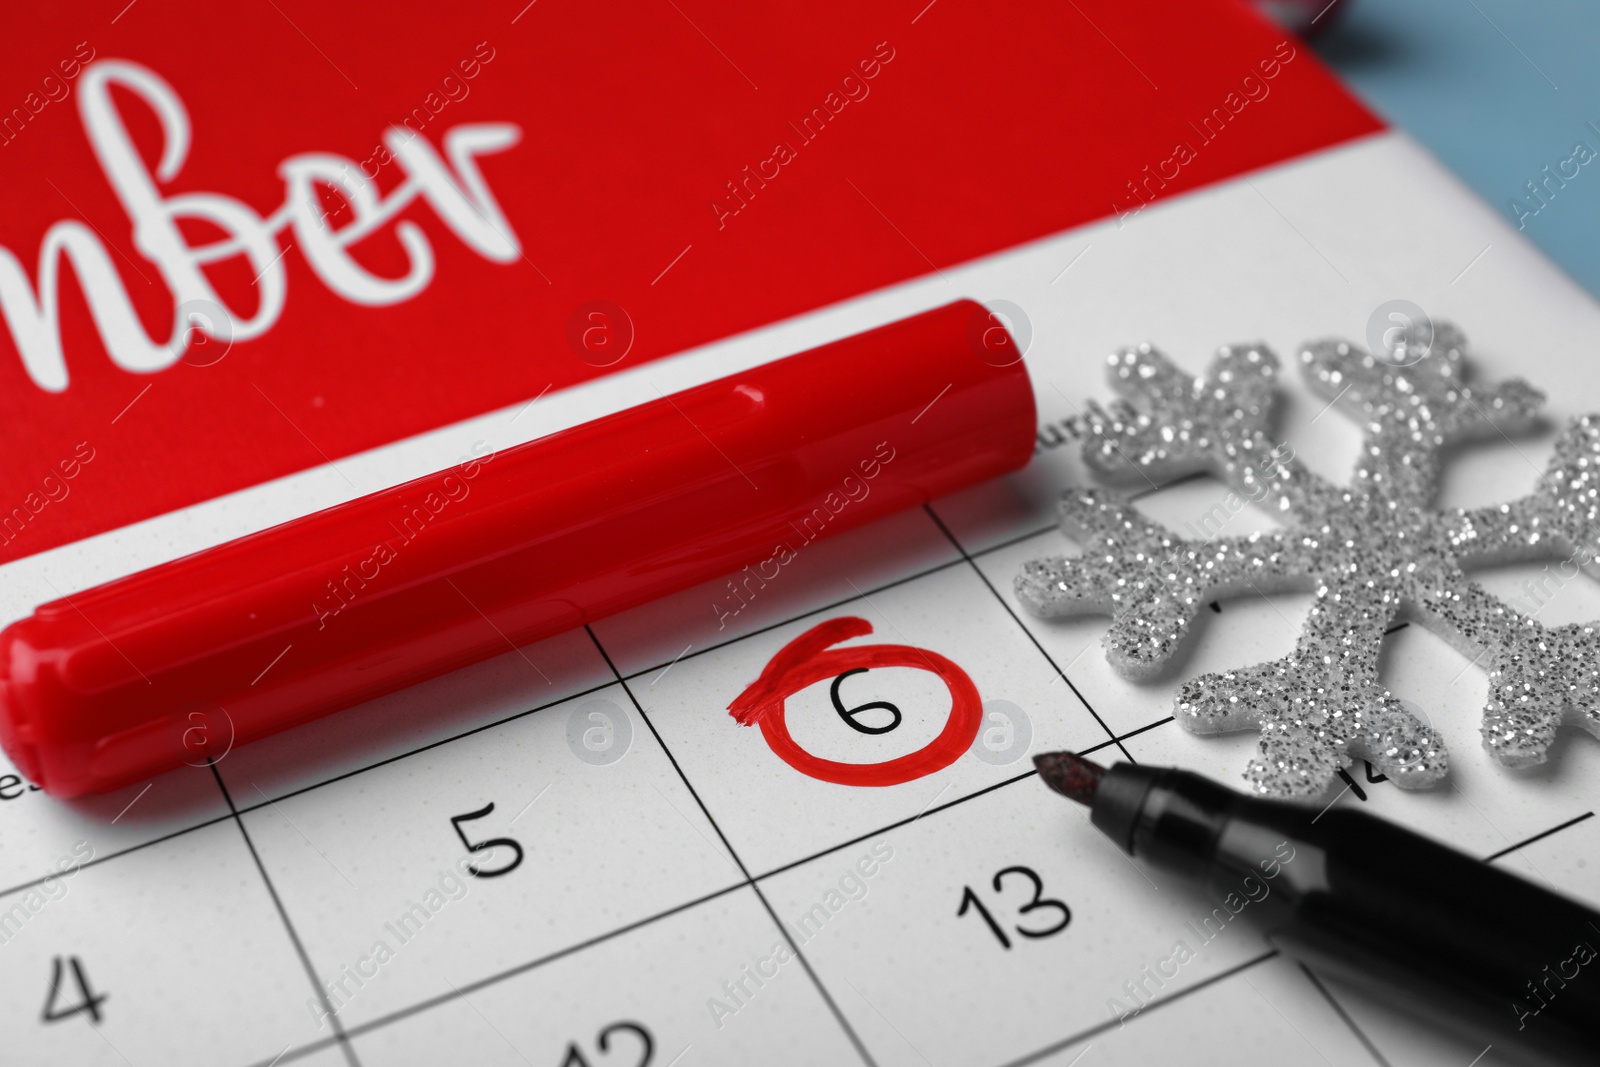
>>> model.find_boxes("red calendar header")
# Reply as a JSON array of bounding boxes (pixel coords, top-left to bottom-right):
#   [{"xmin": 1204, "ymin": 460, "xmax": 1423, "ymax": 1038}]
[{"xmin": 0, "ymin": 0, "xmax": 1379, "ymax": 563}]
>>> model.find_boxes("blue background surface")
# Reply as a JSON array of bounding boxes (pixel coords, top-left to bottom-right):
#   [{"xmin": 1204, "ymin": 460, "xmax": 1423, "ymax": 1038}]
[{"xmin": 1314, "ymin": 0, "xmax": 1600, "ymax": 296}]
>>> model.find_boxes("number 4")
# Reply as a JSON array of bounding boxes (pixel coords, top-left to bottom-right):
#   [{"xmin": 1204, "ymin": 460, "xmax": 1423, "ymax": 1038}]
[{"xmin": 42, "ymin": 956, "xmax": 106, "ymax": 1025}]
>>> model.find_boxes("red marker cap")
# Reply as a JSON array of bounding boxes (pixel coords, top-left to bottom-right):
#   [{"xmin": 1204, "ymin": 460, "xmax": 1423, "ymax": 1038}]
[{"xmin": 0, "ymin": 300, "xmax": 1036, "ymax": 796}]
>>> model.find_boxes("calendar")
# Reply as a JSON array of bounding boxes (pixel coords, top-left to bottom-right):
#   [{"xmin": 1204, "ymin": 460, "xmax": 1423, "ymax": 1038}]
[{"xmin": 3, "ymin": 2, "xmax": 1599, "ymax": 1065}]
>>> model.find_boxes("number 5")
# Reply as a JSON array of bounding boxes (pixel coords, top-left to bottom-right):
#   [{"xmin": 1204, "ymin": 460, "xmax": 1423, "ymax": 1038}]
[{"xmin": 450, "ymin": 802, "xmax": 524, "ymax": 878}]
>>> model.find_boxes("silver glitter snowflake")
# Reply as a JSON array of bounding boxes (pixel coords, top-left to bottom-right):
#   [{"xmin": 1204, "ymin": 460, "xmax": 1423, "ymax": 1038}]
[{"xmin": 1015, "ymin": 323, "xmax": 1600, "ymax": 798}]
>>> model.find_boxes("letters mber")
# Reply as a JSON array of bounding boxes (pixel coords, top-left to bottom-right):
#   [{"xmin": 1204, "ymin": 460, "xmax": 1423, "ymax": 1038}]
[{"xmin": 0, "ymin": 58, "xmax": 524, "ymax": 393}]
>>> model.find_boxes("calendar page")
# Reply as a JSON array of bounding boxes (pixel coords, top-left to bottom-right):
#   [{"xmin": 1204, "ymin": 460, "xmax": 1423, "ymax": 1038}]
[{"xmin": 3, "ymin": 3, "xmax": 1599, "ymax": 1066}]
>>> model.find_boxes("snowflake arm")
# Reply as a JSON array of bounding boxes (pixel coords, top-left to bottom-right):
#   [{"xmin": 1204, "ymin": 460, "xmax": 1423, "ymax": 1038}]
[
  {"xmin": 1079, "ymin": 339, "xmax": 1341, "ymax": 517},
  {"xmin": 1299, "ymin": 323, "xmax": 1543, "ymax": 507},
  {"xmin": 1016, "ymin": 489, "xmax": 1300, "ymax": 681}
]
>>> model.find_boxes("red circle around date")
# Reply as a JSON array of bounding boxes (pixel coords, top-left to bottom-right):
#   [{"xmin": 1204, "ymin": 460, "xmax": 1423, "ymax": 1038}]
[{"xmin": 728, "ymin": 616, "xmax": 981, "ymax": 786}]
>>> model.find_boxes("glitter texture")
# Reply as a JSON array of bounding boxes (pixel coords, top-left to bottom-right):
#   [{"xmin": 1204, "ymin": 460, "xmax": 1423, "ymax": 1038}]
[{"xmin": 1014, "ymin": 324, "xmax": 1600, "ymax": 798}]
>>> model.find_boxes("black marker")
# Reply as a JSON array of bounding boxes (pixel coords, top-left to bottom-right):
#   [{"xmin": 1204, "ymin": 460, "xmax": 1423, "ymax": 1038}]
[{"xmin": 1034, "ymin": 752, "xmax": 1600, "ymax": 1065}]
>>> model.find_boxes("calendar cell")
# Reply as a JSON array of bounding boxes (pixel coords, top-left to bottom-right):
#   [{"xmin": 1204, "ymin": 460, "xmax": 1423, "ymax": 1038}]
[
  {"xmin": 757, "ymin": 772, "xmax": 1275, "ymax": 1067},
  {"xmin": 353, "ymin": 887, "xmax": 864, "ymax": 1067},
  {"xmin": 642, "ymin": 563, "xmax": 1113, "ymax": 875},
  {"xmin": 238, "ymin": 684, "xmax": 745, "ymax": 1028},
  {"xmin": 0, "ymin": 820, "xmax": 326, "ymax": 1065}
]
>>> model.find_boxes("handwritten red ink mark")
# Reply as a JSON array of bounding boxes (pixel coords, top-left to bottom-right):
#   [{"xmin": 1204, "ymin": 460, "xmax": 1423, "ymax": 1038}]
[{"xmin": 728, "ymin": 616, "xmax": 981, "ymax": 786}]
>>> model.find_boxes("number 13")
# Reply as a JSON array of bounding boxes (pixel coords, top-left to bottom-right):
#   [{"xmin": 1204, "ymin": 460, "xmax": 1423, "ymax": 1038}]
[{"xmin": 957, "ymin": 865, "xmax": 1071, "ymax": 949}]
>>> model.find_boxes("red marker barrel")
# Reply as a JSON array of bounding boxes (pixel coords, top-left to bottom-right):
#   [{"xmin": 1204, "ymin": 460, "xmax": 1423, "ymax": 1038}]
[{"xmin": 0, "ymin": 300, "xmax": 1036, "ymax": 796}]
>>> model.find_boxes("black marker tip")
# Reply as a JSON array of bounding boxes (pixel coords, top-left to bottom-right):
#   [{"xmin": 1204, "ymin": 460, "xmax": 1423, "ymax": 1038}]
[{"xmin": 1033, "ymin": 750, "xmax": 1105, "ymax": 805}]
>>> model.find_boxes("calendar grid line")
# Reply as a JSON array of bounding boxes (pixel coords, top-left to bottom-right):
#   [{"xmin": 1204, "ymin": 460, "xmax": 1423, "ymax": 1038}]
[
  {"xmin": 923, "ymin": 504, "xmax": 1133, "ymax": 763},
  {"xmin": 963, "ymin": 521, "xmax": 1058, "ymax": 560},
  {"xmin": 322, "ymin": 880, "xmax": 753, "ymax": 1051},
  {"xmin": 206, "ymin": 760, "xmax": 364, "ymax": 1067},
  {"xmin": 751, "ymin": 767, "xmax": 1043, "ymax": 884},
  {"xmin": 991, "ymin": 949, "xmax": 1282, "ymax": 1067},
  {"xmin": 1076, "ymin": 718, "xmax": 1600, "ymax": 871},
  {"xmin": 1125, "ymin": 470, "xmax": 1209, "ymax": 500},
  {"xmin": 748, "ymin": 710, "xmax": 1177, "ymax": 883},
  {"xmin": 615, "ymin": 555, "xmax": 970, "ymax": 685},
  {"xmin": 961, "ymin": 468, "xmax": 1212, "ymax": 559},
  {"xmin": 1482, "ymin": 810, "xmax": 1600, "ymax": 863},
  {"xmin": 1483, "ymin": 810, "xmax": 1593, "ymax": 861},
  {"xmin": 1105, "ymin": 715, "xmax": 1173, "ymax": 746},
  {"xmin": 228, "ymin": 677, "xmax": 620, "ymax": 813},
  {"xmin": 1297, "ymin": 963, "xmax": 1394, "ymax": 1067},
  {"xmin": 749, "ymin": 711, "xmax": 1176, "ymax": 883},
  {"xmin": 586, "ymin": 624, "xmax": 882, "ymax": 1067},
  {"xmin": 0, "ymin": 808, "xmax": 237, "ymax": 901},
  {"xmin": 242, "ymin": 1035, "xmax": 340, "ymax": 1065}
]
